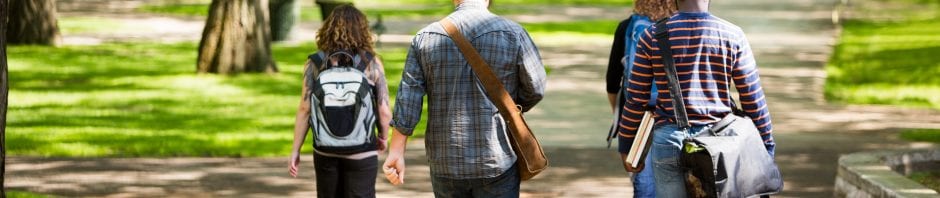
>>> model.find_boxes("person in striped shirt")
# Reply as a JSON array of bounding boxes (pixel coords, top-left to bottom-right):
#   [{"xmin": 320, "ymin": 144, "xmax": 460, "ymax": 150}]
[{"xmin": 618, "ymin": 0, "xmax": 775, "ymax": 196}]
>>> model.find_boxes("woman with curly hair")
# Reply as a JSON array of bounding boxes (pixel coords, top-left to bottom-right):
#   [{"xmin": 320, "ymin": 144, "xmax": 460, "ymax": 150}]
[
  {"xmin": 289, "ymin": 4, "xmax": 391, "ymax": 198},
  {"xmin": 606, "ymin": 0, "xmax": 675, "ymax": 197}
]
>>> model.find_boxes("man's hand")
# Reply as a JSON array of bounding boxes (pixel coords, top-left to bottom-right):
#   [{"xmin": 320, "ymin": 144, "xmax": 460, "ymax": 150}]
[
  {"xmin": 288, "ymin": 151, "xmax": 302, "ymax": 177},
  {"xmin": 382, "ymin": 152, "xmax": 405, "ymax": 185},
  {"xmin": 620, "ymin": 153, "xmax": 645, "ymax": 173}
]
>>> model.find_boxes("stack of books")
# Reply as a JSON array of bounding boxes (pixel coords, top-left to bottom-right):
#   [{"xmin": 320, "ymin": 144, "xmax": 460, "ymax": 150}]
[{"xmin": 625, "ymin": 111, "xmax": 654, "ymax": 168}]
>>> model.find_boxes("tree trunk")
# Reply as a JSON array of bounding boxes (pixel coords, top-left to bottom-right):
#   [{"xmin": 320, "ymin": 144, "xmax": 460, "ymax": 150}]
[
  {"xmin": 315, "ymin": 0, "xmax": 352, "ymax": 20},
  {"xmin": 269, "ymin": 0, "xmax": 298, "ymax": 41},
  {"xmin": 7, "ymin": 0, "xmax": 61, "ymax": 46},
  {"xmin": 197, "ymin": 0, "xmax": 278, "ymax": 74},
  {"xmin": 1, "ymin": 0, "xmax": 9, "ymax": 196}
]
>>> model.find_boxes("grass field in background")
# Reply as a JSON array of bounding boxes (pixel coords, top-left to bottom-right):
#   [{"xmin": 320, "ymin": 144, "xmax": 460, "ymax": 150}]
[
  {"xmin": 14, "ymin": 0, "xmax": 620, "ymax": 157},
  {"xmin": 136, "ymin": 0, "xmax": 626, "ymax": 20},
  {"xmin": 7, "ymin": 43, "xmax": 424, "ymax": 157},
  {"xmin": 900, "ymin": 129, "xmax": 940, "ymax": 143},
  {"xmin": 5, "ymin": 191, "xmax": 51, "ymax": 198},
  {"xmin": 909, "ymin": 171, "xmax": 940, "ymax": 192},
  {"xmin": 138, "ymin": 4, "xmax": 539, "ymax": 21},
  {"xmin": 825, "ymin": 0, "xmax": 940, "ymax": 110}
]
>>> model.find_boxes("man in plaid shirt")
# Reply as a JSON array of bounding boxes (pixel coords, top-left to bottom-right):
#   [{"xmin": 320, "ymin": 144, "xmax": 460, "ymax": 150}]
[{"xmin": 382, "ymin": 0, "xmax": 547, "ymax": 196}]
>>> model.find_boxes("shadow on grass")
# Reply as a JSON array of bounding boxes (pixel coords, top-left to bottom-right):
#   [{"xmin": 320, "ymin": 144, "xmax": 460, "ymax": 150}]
[
  {"xmin": 7, "ymin": 158, "xmax": 309, "ymax": 197},
  {"xmin": 6, "ymin": 97, "xmax": 299, "ymax": 157},
  {"xmin": 7, "ymin": 42, "xmax": 429, "ymax": 157}
]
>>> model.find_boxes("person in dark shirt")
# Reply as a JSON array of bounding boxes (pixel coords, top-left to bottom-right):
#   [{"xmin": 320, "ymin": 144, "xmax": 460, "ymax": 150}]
[{"xmin": 606, "ymin": 0, "xmax": 674, "ymax": 197}]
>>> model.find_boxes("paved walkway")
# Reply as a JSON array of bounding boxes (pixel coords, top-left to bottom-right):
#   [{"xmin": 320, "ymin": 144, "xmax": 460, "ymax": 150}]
[{"xmin": 7, "ymin": 0, "xmax": 940, "ymax": 197}]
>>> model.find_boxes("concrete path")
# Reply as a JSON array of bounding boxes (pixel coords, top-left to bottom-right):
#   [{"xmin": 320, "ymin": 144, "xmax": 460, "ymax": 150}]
[{"xmin": 7, "ymin": 0, "xmax": 940, "ymax": 197}]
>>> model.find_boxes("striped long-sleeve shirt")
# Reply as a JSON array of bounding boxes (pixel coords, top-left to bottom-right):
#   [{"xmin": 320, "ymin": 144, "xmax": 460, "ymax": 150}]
[{"xmin": 618, "ymin": 12, "xmax": 775, "ymax": 155}]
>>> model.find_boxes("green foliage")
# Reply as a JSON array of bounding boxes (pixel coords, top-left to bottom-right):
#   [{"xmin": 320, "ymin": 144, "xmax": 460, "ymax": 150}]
[
  {"xmin": 826, "ymin": 1, "xmax": 940, "ymax": 109},
  {"xmin": 899, "ymin": 129, "xmax": 940, "ymax": 143},
  {"xmin": 7, "ymin": 43, "xmax": 424, "ymax": 157}
]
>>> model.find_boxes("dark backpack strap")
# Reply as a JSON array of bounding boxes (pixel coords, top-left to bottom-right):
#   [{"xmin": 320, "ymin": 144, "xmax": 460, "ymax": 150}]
[
  {"xmin": 308, "ymin": 51, "xmax": 325, "ymax": 70},
  {"xmin": 357, "ymin": 51, "xmax": 374, "ymax": 72},
  {"xmin": 654, "ymin": 19, "xmax": 692, "ymax": 130}
]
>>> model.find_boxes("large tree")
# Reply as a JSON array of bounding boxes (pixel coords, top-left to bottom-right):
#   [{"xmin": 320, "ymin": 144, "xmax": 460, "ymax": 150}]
[
  {"xmin": 315, "ymin": 0, "xmax": 352, "ymax": 20},
  {"xmin": 7, "ymin": 0, "xmax": 61, "ymax": 46},
  {"xmin": 269, "ymin": 0, "xmax": 298, "ymax": 41},
  {"xmin": 1, "ymin": 0, "xmax": 9, "ymax": 195},
  {"xmin": 197, "ymin": 0, "xmax": 278, "ymax": 74}
]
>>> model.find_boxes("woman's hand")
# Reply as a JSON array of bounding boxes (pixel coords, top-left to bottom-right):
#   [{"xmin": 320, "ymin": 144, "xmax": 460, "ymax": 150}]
[
  {"xmin": 376, "ymin": 137, "xmax": 388, "ymax": 152},
  {"xmin": 288, "ymin": 151, "xmax": 302, "ymax": 177}
]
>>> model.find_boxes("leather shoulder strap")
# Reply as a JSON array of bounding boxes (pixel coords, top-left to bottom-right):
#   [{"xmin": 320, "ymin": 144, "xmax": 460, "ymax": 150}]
[
  {"xmin": 653, "ymin": 19, "xmax": 691, "ymax": 130},
  {"xmin": 439, "ymin": 18, "xmax": 523, "ymax": 116}
]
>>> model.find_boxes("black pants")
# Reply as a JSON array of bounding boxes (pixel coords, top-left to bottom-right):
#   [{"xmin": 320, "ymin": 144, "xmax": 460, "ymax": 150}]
[{"xmin": 314, "ymin": 153, "xmax": 378, "ymax": 198}]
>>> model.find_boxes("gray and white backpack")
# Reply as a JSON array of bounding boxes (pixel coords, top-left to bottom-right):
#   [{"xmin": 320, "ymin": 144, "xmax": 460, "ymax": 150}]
[{"xmin": 307, "ymin": 50, "xmax": 377, "ymax": 154}]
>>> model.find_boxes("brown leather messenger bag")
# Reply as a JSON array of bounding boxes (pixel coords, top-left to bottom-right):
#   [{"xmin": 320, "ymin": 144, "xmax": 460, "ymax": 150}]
[{"xmin": 439, "ymin": 18, "xmax": 548, "ymax": 180}]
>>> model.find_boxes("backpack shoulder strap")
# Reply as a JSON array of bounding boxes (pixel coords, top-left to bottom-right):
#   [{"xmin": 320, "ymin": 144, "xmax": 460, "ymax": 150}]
[
  {"xmin": 653, "ymin": 19, "xmax": 692, "ymax": 130},
  {"xmin": 308, "ymin": 51, "xmax": 326, "ymax": 70},
  {"xmin": 622, "ymin": 15, "xmax": 636, "ymax": 55},
  {"xmin": 357, "ymin": 51, "xmax": 375, "ymax": 71}
]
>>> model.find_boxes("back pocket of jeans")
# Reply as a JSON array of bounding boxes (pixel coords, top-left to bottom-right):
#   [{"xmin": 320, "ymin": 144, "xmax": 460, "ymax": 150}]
[{"xmin": 652, "ymin": 142, "xmax": 682, "ymax": 183}]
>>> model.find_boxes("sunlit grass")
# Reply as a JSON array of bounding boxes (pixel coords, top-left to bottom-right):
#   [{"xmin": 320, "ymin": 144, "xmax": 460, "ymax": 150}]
[
  {"xmin": 826, "ymin": 1, "xmax": 940, "ymax": 110},
  {"xmin": 522, "ymin": 20, "xmax": 618, "ymax": 47},
  {"xmin": 137, "ymin": 3, "xmax": 539, "ymax": 21},
  {"xmin": 7, "ymin": 42, "xmax": 425, "ymax": 157},
  {"xmin": 58, "ymin": 17, "xmax": 125, "ymax": 34},
  {"xmin": 900, "ymin": 129, "xmax": 940, "ymax": 143},
  {"xmin": 358, "ymin": 0, "xmax": 631, "ymax": 6},
  {"xmin": 5, "ymin": 191, "xmax": 51, "ymax": 198}
]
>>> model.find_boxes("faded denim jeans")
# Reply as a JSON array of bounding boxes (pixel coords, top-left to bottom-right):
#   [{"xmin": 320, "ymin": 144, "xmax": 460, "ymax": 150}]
[
  {"xmin": 633, "ymin": 153, "xmax": 656, "ymax": 198},
  {"xmin": 651, "ymin": 124, "xmax": 711, "ymax": 198}
]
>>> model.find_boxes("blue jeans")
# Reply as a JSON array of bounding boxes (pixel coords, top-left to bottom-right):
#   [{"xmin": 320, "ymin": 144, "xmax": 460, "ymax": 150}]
[
  {"xmin": 431, "ymin": 165, "xmax": 520, "ymax": 198},
  {"xmin": 633, "ymin": 153, "xmax": 656, "ymax": 198},
  {"xmin": 651, "ymin": 124, "xmax": 711, "ymax": 198}
]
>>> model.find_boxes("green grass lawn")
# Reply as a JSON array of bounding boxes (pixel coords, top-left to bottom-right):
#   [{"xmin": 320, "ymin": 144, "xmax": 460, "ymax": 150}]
[
  {"xmin": 826, "ymin": 0, "xmax": 940, "ymax": 110},
  {"xmin": 137, "ymin": 3, "xmax": 546, "ymax": 21},
  {"xmin": 5, "ymin": 191, "xmax": 51, "ymax": 198},
  {"xmin": 7, "ymin": 42, "xmax": 425, "ymax": 157},
  {"xmin": 58, "ymin": 17, "xmax": 124, "ymax": 34},
  {"xmin": 137, "ymin": 0, "xmax": 634, "ymax": 21},
  {"xmin": 908, "ymin": 171, "xmax": 940, "ymax": 192},
  {"xmin": 900, "ymin": 129, "xmax": 940, "ymax": 143},
  {"xmin": 19, "ymin": 0, "xmax": 616, "ymax": 158}
]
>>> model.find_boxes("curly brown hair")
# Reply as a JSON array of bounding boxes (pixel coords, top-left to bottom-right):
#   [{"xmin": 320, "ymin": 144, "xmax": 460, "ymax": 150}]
[
  {"xmin": 634, "ymin": 0, "xmax": 677, "ymax": 21},
  {"xmin": 316, "ymin": 5, "xmax": 374, "ymax": 55}
]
